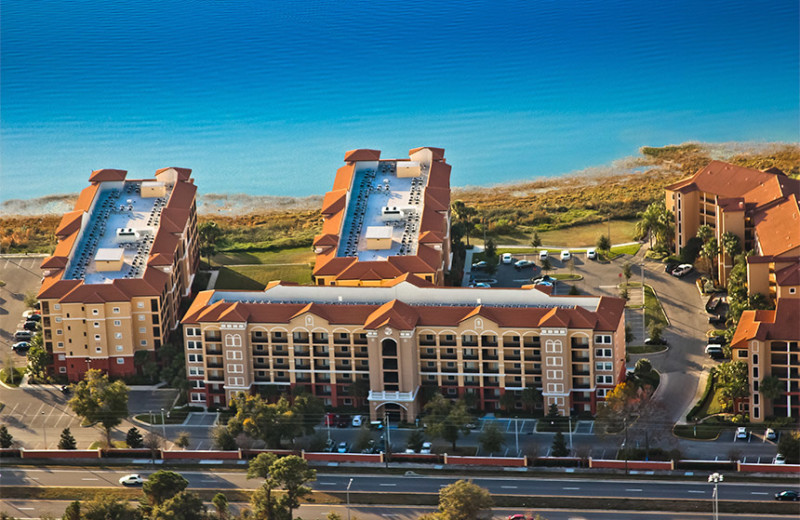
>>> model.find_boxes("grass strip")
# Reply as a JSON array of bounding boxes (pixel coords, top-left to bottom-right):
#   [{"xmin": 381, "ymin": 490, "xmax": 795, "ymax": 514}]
[
  {"xmin": 3, "ymin": 488, "xmax": 798, "ymax": 515},
  {"xmin": 627, "ymin": 345, "xmax": 668, "ymax": 354}
]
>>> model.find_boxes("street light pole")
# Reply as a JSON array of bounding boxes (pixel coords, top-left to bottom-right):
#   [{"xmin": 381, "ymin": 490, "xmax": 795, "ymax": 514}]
[
  {"xmin": 346, "ymin": 478, "xmax": 354, "ymax": 520},
  {"xmin": 41, "ymin": 411, "xmax": 47, "ymax": 449},
  {"xmin": 160, "ymin": 408, "xmax": 167, "ymax": 445},
  {"xmin": 514, "ymin": 417, "xmax": 519, "ymax": 454},
  {"xmin": 640, "ymin": 262, "xmax": 646, "ymax": 342},
  {"xmin": 708, "ymin": 472, "xmax": 723, "ymax": 520}
]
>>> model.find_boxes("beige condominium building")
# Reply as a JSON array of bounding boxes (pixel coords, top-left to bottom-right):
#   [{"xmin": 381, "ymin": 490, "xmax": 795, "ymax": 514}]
[
  {"xmin": 38, "ymin": 168, "xmax": 199, "ymax": 381},
  {"xmin": 665, "ymin": 160, "xmax": 800, "ymax": 289},
  {"xmin": 731, "ymin": 264, "xmax": 800, "ymax": 422},
  {"xmin": 181, "ymin": 275, "xmax": 626, "ymax": 420},
  {"xmin": 312, "ymin": 147, "xmax": 451, "ymax": 286}
]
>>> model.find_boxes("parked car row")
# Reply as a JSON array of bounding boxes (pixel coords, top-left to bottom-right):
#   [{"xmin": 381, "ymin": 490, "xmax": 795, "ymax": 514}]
[{"xmin": 472, "ymin": 249, "xmax": 596, "ymax": 272}]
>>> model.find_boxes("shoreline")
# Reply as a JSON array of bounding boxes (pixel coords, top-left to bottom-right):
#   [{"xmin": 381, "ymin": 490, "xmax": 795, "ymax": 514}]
[{"xmin": 1, "ymin": 141, "xmax": 796, "ymax": 218}]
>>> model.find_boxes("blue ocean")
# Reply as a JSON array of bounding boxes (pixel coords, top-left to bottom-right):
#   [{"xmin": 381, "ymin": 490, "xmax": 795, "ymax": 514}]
[{"xmin": 1, "ymin": 0, "xmax": 798, "ymax": 203}]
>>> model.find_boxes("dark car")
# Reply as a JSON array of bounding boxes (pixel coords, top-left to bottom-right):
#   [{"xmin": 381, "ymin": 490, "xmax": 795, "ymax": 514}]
[
  {"xmin": 644, "ymin": 337, "xmax": 668, "ymax": 346},
  {"xmin": 707, "ymin": 336, "xmax": 726, "ymax": 345},
  {"xmin": 12, "ymin": 341, "xmax": 31, "ymax": 352},
  {"xmin": 708, "ymin": 314, "xmax": 727, "ymax": 326},
  {"xmin": 60, "ymin": 385, "xmax": 70, "ymax": 394},
  {"xmin": 23, "ymin": 320, "xmax": 39, "ymax": 331},
  {"xmin": 336, "ymin": 414, "xmax": 349, "ymax": 428},
  {"xmin": 774, "ymin": 490, "xmax": 798, "ymax": 501},
  {"xmin": 664, "ymin": 261, "xmax": 679, "ymax": 273},
  {"xmin": 25, "ymin": 313, "xmax": 41, "ymax": 322}
]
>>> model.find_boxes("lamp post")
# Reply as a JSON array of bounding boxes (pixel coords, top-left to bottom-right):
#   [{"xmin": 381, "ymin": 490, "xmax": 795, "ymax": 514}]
[
  {"xmin": 708, "ymin": 472, "xmax": 723, "ymax": 520},
  {"xmin": 514, "ymin": 416, "xmax": 519, "ymax": 454},
  {"xmin": 41, "ymin": 411, "xmax": 47, "ymax": 449},
  {"xmin": 160, "ymin": 408, "xmax": 167, "ymax": 445},
  {"xmin": 346, "ymin": 478, "xmax": 354, "ymax": 520},
  {"xmin": 640, "ymin": 262, "xmax": 646, "ymax": 342}
]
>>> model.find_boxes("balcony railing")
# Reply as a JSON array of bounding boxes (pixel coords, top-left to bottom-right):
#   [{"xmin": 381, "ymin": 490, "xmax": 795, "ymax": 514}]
[{"xmin": 368, "ymin": 388, "xmax": 418, "ymax": 402}]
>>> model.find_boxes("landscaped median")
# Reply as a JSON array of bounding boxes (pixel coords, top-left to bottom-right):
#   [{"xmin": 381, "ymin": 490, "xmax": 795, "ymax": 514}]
[{"xmin": 2, "ymin": 486, "xmax": 799, "ymax": 516}]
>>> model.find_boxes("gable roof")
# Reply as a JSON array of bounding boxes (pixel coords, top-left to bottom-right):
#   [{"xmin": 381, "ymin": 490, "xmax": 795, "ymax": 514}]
[
  {"xmin": 89, "ymin": 169, "xmax": 127, "ymax": 183},
  {"xmin": 731, "ymin": 299, "xmax": 800, "ymax": 348},
  {"xmin": 753, "ymin": 194, "xmax": 800, "ymax": 256}
]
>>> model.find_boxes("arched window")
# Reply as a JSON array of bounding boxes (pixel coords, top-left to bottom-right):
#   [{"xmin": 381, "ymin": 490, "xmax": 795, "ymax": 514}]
[{"xmin": 381, "ymin": 338, "xmax": 397, "ymax": 357}]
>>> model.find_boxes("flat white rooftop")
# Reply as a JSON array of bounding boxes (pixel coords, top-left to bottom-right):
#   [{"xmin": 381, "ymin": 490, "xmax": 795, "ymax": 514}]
[
  {"xmin": 337, "ymin": 159, "xmax": 428, "ymax": 260},
  {"xmin": 64, "ymin": 181, "xmax": 172, "ymax": 283},
  {"xmin": 211, "ymin": 282, "xmax": 602, "ymax": 311}
]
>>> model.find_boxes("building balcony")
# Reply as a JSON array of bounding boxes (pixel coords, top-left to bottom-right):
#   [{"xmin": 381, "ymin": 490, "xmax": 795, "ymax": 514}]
[
  {"xmin": 206, "ymin": 348, "xmax": 222, "ymax": 355},
  {"xmin": 368, "ymin": 388, "xmax": 419, "ymax": 402},
  {"xmin": 334, "ymin": 351, "xmax": 350, "ymax": 358},
  {"xmin": 504, "ymin": 368, "xmax": 522, "ymax": 375},
  {"xmin": 207, "ymin": 361, "xmax": 223, "ymax": 369},
  {"xmin": 571, "ymin": 354, "xmax": 590, "ymax": 363}
]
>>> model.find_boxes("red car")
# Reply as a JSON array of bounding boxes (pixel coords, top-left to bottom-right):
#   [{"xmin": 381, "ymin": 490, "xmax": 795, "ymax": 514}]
[{"xmin": 324, "ymin": 412, "xmax": 335, "ymax": 427}]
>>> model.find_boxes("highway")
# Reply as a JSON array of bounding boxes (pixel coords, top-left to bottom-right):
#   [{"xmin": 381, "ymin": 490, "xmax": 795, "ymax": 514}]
[
  {"xmin": 1, "ymin": 467, "xmax": 797, "ymax": 503},
  {"xmin": 2, "ymin": 500, "xmax": 799, "ymax": 520}
]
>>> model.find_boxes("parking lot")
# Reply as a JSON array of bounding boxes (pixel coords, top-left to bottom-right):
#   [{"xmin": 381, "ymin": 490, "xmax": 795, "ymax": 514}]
[{"xmin": 0, "ymin": 255, "xmax": 47, "ymax": 370}]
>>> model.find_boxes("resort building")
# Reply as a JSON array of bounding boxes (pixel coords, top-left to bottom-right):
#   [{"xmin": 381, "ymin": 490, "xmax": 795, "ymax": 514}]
[
  {"xmin": 312, "ymin": 147, "xmax": 452, "ymax": 286},
  {"xmin": 38, "ymin": 168, "xmax": 199, "ymax": 381},
  {"xmin": 665, "ymin": 160, "xmax": 800, "ymax": 289},
  {"xmin": 731, "ymin": 291, "xmax": 800, "ymax": 422},
  {"xmin": 181, "ymin": 275, "xmax": 627, "ymax": 419}
]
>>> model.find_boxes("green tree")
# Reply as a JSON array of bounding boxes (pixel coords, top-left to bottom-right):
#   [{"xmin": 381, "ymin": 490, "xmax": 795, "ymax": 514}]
[
  {"xmin": 498, "ymin": 390, "xmax": 516, "ymax": 411},
  {"xmin": 530, "ymin": 231, "xmax": 542, "ymax": 250},
  {"xmin": 720, "ymin": 231, "xmax": 741, "ymax": 259},
  {"xmin": 696, "ymin": 224, "xmax": 713, "ymax": 245},
  {"xmin": 212, "ymin": 493, "xmax": 229, "ymax": 520},
  {"xmin": 152, "ymin": 491, "xmax": 206, "ymax": 520},
  {"xmin": 26, "ymin": 342, "xmax": 50, "ymax": 382},
  {"xmin": 407, "ymin": 429, "xmax": 425, "ymax": 452},
  {"xmin": 198, "ymin": 221, "xmax": 223, "ymax": 267},
  {"xmin": 424, "ymin": 394, "xmax": 474, "ymax": 450},
  {"xmin": 436, "ymin": 480, "xmax": 493, "ymax": 520},
  {"xmin": 247, "ymin": 453, "xmax": 279, "ymax": 520},
  {"xmin": 478, "ymin": 422, "xmax": 504, "ymax": 454},
  {"xmin": 58, "ymin": 427, "xmax": 77, "ymax": 450},
  {"xmin": 142, "ymin": 470, "xmax": 189, "ymax": 507},
  {"xmin": 701, "ymin": 237, "xmax": 720, "ymax": 282},
  {"xmin": 82, "ymin": 495, "xmax": 138, "ymax": 520},
  {"xmin": 67, "ymin": 369, "xmax": 129, "ymax": 446},
  {"xmin": 758, "ymin": 375, "xmax": 783, "ymax": 401},
  {"xmin": 227, "ymin": 392, "xmax": 323, "ymax": 449},
  {"xmin": 635, "ymin": 202, "xmax": 662, "ymax": 248},
  {"xmin": 540, "ymin": 257, "xmax": 552, "ymax": 276},
  {"xmin": 520, "ymin": 387, "xmax": 542, "ymax": 412},
  {"xmin": 551, "ymin": 430, "xmax": 569, "ymax": 457},
  {"xmin": 484, "ymin": 238, "xmax": 497, "ymax": 260},
  {"xmin": 596, "ymin": 234, "xmax": 611, "ymax": 253},
  {"xmin": 777, "ymin": 431, "xmax": 800, "ymax": 464},
  {"xmin": 354, "ymin": 426, "xmax": 374, "ymax": 452},
  {"xmin": 174, "ymin": 431, "xmax": 191, "ymax": 449},
  {"xmin": 622, "ymin": 262, "xmax": 632, "ymax": 282},
  {"xmin": 648, "ymin": 323, "xmax": 664, "ymax": 344},
  {"xmin": 451, "ymin": 201, "xmax": 477, "ymax": 247},
  {"xmin": 23, "ymin": 291, "xmax": 38, "ymax": 309},
  {"xmin": 594, "ymin": 382, "xmax": 641, "ymax": 436},
  {"xmin": 62, "ymin": 500, "xmax": 81, "ymax": 520},
  {"xmin": 544, "ymin": 403, "xmax": 563, "ymax": 429},
  {"xmin": 269, "ymin": 455, "xmax": 317, "ymax": 520},
  {"xmin": 211, "ymin": 424, "xmax": 237, "ymax": 450},
  {"xmin": 126, "ymin": 427, "xmax": 144, "ymax": 448},
  {"xmin": 716, "ymin": 361, "xmax": 749, "ymax": 410},
  {"xmin": 0, "ymin": 425, "xmax": 14, "ymax": 448}
]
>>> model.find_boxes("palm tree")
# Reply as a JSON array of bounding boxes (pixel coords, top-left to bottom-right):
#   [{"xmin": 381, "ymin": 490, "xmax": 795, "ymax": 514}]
[
  {"xmin": 701, "ymin": 237, "xmax": 720, "ymax": 282},
  {"xmin": 759, "ymin": 375, "xmax": 783, "ymax": 402},
  {"xmin": 635, "ymin": 202, "xmax": 661, "ymax": 248},
  {"xmin": 720, "ymin": 231, "xmax": 741, "ymax": 259},
  {"xmin": 696, "ymin": 224, "xmax": 713, "ymax": 245},
  {"xmin": 451, "ymin": 200, "xmax": 477, "ymax": 247}
]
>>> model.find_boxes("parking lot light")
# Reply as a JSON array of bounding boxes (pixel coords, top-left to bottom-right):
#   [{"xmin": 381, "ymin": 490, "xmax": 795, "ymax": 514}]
[{"xmin": 41, "ymin": 411, "xmax": 47, "ymax": 449}]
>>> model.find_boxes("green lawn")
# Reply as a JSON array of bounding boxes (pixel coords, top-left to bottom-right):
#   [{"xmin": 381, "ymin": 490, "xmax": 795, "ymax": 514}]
[
  {"xmin": 215, "ymin": 264, "xmax": 313, "ymax": 290},
  {"xmin": 610, "ymin": 243, "xmax": 642, "ymax": 256},
  {"xmin": 210, "ymin": 247, "xmax": 315, "ymax": 266},
  {"xmin": 627, "ymin": 344, "xmax": 668, "ymax": 354},
  {"xmin": 480, "ymin": 220, "xmax": 638, "ymax": 248}
]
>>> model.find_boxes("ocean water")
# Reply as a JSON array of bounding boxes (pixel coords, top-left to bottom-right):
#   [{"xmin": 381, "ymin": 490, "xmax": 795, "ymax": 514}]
[{"xmin": 1, "ymin": 0, "xmax": 798, "ymax": 203}]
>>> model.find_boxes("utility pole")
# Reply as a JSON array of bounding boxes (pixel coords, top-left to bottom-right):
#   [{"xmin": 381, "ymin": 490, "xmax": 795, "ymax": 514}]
[
  {"xmin": 160, "ymin": 408, "xmax": 167, "ymax": 446},
  {"xmin": 514, "ymin": 417, "xmax": 519, "ymax": 454},
  {"xmin": 568, "ymin": 416, "xmax": 573, "ymax": 454},
  {"xmin": 623, "ymin": 416, "xmax": 628, "ymax": 475},
  {"xmin": 346, "ymin": 478, "xmax": 354, "ymax": 520},
  {"xmin": 641, "ymin": 262, "xmax": 646, "ymax": 341}
]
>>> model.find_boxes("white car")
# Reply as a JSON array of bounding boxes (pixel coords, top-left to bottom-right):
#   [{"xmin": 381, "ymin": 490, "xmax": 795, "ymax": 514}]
[
  {"xmin": 351, "ymin": 415, "xmax": 363, "ymax": 427},
  {"xmin": 420, "ymin": 442, "xmax": 432, "ymax": 454},
  {"xmin": 586, "ymin": 248, "xmax": 597, "ymax": 260},
  {"xmin": 119, "ymin": 474, "xmax": 144, "ymax": 486},
  {"xmin": 736, "ymin": 427, "xmax": 748, "ymax": 439},
  {"xmin": 538, "ymin": 250, "xmax": 548, "ymax": 260},
  {"xmin": 560, "ymin": 250, "xmax": 571, "ymax": 261},
  {"xmin": 765, "ymin": 428, "xmax": 777, "ymax": 441},
  {"xmin": 404, "ymin": 448, "xmax": 416, "ymax": 454},
  {"xmin": 514, "ymin": 260, "xmax": 533, "ymax": 269},
  {"xmin": 671, "ymin": 264, "xmax": 694, "ymax": 277},
  {"xmin": 337, "ymin": 442, "xmax": 349, "ymax": 453},
  {"xmin": 502, "ymin": 253, "xmax": 513, "ymax": 264},
  {"xmin": 775, "ymin": 453, "xmax": 786, "ymax": 464}
]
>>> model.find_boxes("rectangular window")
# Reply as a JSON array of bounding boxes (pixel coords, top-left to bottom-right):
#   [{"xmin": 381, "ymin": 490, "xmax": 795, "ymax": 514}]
[
  {"xmin": 187, "ymin": 341, "xmax": 200, "ymax": 350},
  {"xmin": 138, "ymin": 315, "xmax": 145, "ymax": 321},
  {"xmin": 545, "ymin": 342, "xmax": 562, "ymax": 353},
  {"xmin": 54, "ymin": 304, "xmax": 61, "ymax": 310},
  {"xmin": 140, "ymin": 340, "xmax": 147, "ymax": 346},
  {"xmin": 95, "ymin": 347, "xmax": 102, "ymax": 353},
  {"xmin": 189, "ymin": 367, "xmax": 205, "ymax": 376},
  {"xmin": 116, "ymin": 358, "xmax": 125, "ymax": 365},
  {"xmin": 59, "ymin": 367, "xmax": 67, "ymax": 373},
  {"xmin": 545, "ymin": 356, "xmax": 563, "ymax": 367},
  {"xmin": 56, "ymin": 329, "xmax": 62, "ymax": 335},
  {"xmin": 595, "ymin": 335, "xmax": 612, "ymax": 344},
  {"xmin": 227, "ymin": 377, "xmax": 244, "ymax": 386},
  {"xmin": 113, "ymin": 320, "xmax": 121, "ymax": 327},
  {"xmin": 597, "ymin": 389, "xmax": 608, "ymax": 398},
  {"xmin": 192, "ymin": 380, "xmax": 206, "ymax": 389},
  {"xmin": 546, "ymin": 369, "xmax": 563, "ymax": 379},
  {"xmin": 225, "ymin": 335, "xmax": 242, "ymax": 347},
  {"xmin": 139, "ymin": 327, "xmax": 146, "ymax": 333},
  {"xmin": 225, "ymin": 350, "xmax": 243, "ymax": 360},
  {"xmin": 113, "ymin": 307, "xmax": 120, "ymax": 314},
  {"xmin": 228, "ymin": 364, "xmax": 244, "ymax": 373},
  {"xmin": 137, "ymin": 302, "xmax": 144, "ymax": 308},
  {"xmin": 57, "ymin": 342, "xmax": 64, "ymax": 348},
  {"xmin": 595, "ymin": 348, "xmax": 612, "ymax": 358},
  {"xmin": 115, "ymin": 332, "xmax": 123, "ymax": 339},
  {"xmin": 191, "ymin": 393, "xmax": 205, "ymax": 402},
  {"xmin": 94, "ymin": 322, "xmax": 100, "ymax": 328},
  {"xmin": 596, "ymin": 375, "xmax": 613, "ymax": 384},
  {"xmin": 58, "ymin": 354, "xmax": 66, "ymax": 360},
  {"xmin": 188, "ymin": 354, "xmax": 204, "ymax": 363},
  {"xmin": 94, "ymin": 334, "xmax": 101, "ymax": 341},
  {"xmin": 116, "ymin": 345, "xmax": 123, "ymax": 351},
  {"xmin": 55, "ymin": 317, "xmax": 62, "ymax": 323}
]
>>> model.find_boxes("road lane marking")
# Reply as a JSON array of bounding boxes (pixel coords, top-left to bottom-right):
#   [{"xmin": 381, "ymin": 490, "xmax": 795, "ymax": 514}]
[
  {"xmin": 751, "ymin": 492, "xmax": 769, "ymax": 495},
  {"xmin": 201, "ymin": 479, "xmax": 217, "ymax": 482},
  {"xmin": 17, "ymin": 508, "xmax": 34, "ymax": 511},
  {"xmin": 317, "ymin": 482, "xmax": 336, "ymax": 486},
  {"xmin": 625, "ymin": 488, "xmax": 642, "ymax": 492},
  {"xmin": 687, "ymin": 490, "xmax": 705, "ymax": 494},
  {"xmin": 563, "ymin": 487, "xmax": 580, "ymax": 490},
  {"xmin": 500, "ymin": 486, "xmax": 518, "ymax": 489},
  {"xmin": 81, "ymin": 478, "xmax": 99, "ymax": 481},
  {"xmin": 379, "ymin": 483, "xmax": 397, "ymax": 487}
]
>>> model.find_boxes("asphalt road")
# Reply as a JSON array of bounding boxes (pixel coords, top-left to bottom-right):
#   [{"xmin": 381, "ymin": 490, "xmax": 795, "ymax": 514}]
[
  {"xmin": 1, "ymin": 468, "xmax": 796, "ymax": 503},
  {"xmin": 2, "ymin": 500, "xmax": 798, "ymax": 520},
  {"xmin": 0, "ymin": 255, "xmax": 46, "ymax": 371}
]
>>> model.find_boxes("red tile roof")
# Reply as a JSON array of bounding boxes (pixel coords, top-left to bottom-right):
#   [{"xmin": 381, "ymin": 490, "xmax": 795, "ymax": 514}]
[
  {"xmin": 752, "ymin": 194, "xmax": 800, "ymax": 256},
  {"xmin": 344, "ymin": 149, "xmax": 381, "ymax": 162},
  {"xmin": 89, "ymin": 169, "xmax": 127, "ymax": 183},
  {"xmin": 731, "ymin": 298, "xmax": 800, "ymax": 348},
  {"xmin": 665, "ymin": 160, "xmax": 797, "ymax": 199},
  {"xmin": 775, "ymin": 260, "xmax": 800, "ymax": 287}
]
